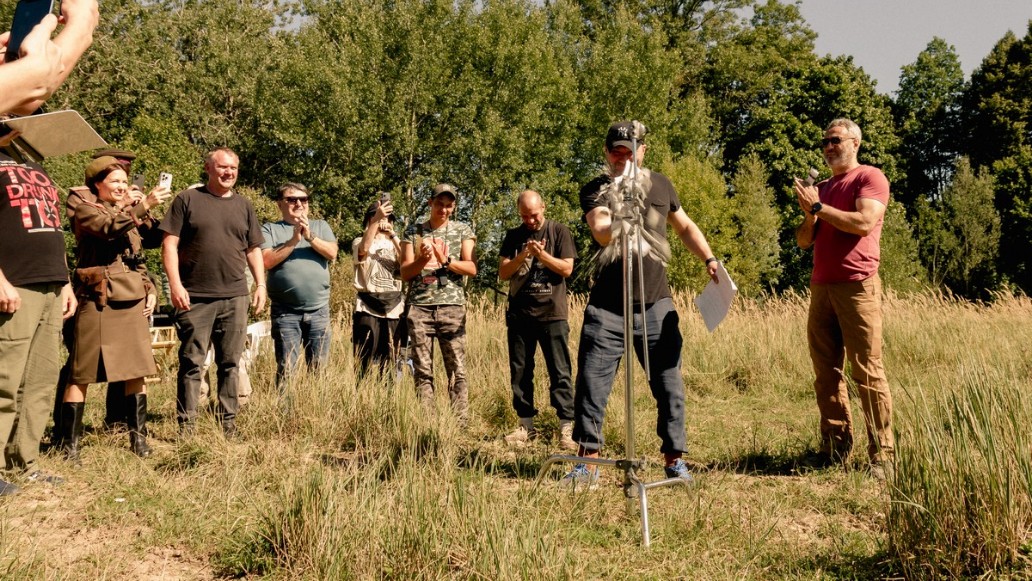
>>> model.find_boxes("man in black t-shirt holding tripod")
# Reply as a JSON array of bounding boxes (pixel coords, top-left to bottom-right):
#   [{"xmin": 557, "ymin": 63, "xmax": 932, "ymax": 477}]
[
  {"xmin": 561, "ymin": 121, "xmax": 720, "ymax": 489},
  {"xmin": 499, "ymin": 190, "xmax": 577, "ymax": 450}
]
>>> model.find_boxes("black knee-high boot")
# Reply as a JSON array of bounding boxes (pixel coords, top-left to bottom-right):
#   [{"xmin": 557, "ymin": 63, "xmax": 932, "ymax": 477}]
[
  {"xmin": 126, "ymin": 393, "xmax": 152, "ymax": 457},
  {"xmin": 59, "ymin": 402, "xmax": 85, "ymax": 463}
]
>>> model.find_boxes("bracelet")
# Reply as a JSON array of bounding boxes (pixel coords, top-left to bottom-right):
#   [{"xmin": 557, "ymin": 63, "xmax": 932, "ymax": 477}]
[
  {"xmin": 704, "ymin": 257, "xmax": 718, "ymax": 265},
  {"xmin": 256, "ymin": 283, "xmax": 267, "ymax": 288}
]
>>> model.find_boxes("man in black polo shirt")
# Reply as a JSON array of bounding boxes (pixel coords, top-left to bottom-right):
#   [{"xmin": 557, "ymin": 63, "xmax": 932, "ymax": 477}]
[
  {"xmin": 161, "ymin": 147, "xmax": 266, "ymax": 437},
  {"xmin": 499, "ymin": 190, "xmax": 577, "ymax": 450}
]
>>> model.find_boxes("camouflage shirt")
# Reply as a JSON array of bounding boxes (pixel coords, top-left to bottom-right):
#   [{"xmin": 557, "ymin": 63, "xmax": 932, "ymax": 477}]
[{"xmin": 403, "ymin": 219, "xmax": 476, "ymax": 306}]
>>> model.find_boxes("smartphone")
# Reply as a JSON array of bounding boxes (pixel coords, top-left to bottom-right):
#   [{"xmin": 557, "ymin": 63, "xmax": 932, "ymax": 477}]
[
  {"xmin": 158, "ymin": 172, "xmax": 173, "ymax": 190},
  {"xmin": 132, "ymin": 173, "xmax": 146, "ymax": 190},
  {"xmin": 5, "ymin": 0, "xmax": 56, "ymax": 63}
]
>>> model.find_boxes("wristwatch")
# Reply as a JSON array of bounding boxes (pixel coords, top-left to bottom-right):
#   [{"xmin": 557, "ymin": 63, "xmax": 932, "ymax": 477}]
[
  {"xmin": 810, "ymin": 202, "xmax": 823, "ymax": 215},
  {"xmin": 443, "ymin": 257, "xmax": 452, "ymax": 268}
]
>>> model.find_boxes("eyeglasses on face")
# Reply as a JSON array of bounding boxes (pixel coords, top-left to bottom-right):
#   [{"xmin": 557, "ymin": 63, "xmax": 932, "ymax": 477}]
[
  {"xmin": 283, "ymin": 196, "xmax": 309, "ymax": 205},
  {"xmin": 821, "ymin": 136, "xmax": 854, "ymax": 147}
]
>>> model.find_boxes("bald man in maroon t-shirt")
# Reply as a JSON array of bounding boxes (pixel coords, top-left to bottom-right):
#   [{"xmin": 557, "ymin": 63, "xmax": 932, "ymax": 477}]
[{"xmin": 793, "ymin": 118, "xmax": 894, "ymax": 481}]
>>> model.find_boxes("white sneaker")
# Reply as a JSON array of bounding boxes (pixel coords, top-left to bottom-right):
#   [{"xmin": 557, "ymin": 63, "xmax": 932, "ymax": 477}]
[{"xmin": 559, "ymin": 463, "xmax": 600, "ymax": 491}]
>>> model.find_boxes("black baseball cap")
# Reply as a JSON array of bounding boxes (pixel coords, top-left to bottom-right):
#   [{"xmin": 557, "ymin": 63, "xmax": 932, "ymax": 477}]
[{"xmin": 605, "ymin": 121, "xmax": 641, "ymax": 151}]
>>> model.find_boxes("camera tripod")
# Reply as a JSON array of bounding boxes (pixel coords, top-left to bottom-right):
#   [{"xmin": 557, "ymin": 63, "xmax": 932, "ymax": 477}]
[{"xmin": 534, "ymin": 122, "xmax": 690, "ymax": 548}]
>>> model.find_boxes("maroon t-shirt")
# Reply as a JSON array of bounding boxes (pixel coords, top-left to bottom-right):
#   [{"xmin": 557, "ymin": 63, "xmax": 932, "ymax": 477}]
[
  {"xmin": 0, "ymin": 153, "xmax": 68, "ymax": 286},
  {"xmin": 812, "ymin": 165, "xmax": 890, "ymax": 284}
]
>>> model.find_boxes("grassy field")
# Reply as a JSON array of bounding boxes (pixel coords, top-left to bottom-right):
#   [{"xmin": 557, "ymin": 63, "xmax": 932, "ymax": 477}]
[{"xmin": 1, "ymin": 290, "xmax": 1030, "ymax": 579}]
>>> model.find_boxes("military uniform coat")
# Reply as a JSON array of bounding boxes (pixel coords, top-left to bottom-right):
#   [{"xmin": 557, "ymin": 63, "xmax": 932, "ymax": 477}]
[{"xmin": 69, "ymin": 198, "xmax": 159, "ymax": 383}]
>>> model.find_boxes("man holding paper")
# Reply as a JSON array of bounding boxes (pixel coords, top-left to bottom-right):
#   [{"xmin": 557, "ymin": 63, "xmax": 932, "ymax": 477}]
[
  {"xmin": 793, "ymin": 118, "xmax": 894, "ymax": 481},
  {"xmin": 562, "ymin": 121, "xmax": 719, "ymax": 488}
]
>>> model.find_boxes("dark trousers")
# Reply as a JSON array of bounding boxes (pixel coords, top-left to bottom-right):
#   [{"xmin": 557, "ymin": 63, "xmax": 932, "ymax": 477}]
[
  {"xmin": 572, "ymin": 298, "xmax": 687, "ymax": 454},
  {"xmin": 352, "ymin": 311, "xmax": 400, "ymax": 377},
  {"xmin": 174, "ymin": 296, "xmax": 248, "ymax": 427},
  {"xmin": 506, "ymin": 315, "xmax": 574, "ymax": 420}
]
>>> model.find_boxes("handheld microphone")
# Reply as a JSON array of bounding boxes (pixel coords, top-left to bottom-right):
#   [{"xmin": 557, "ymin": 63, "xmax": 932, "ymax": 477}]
[{"xmin": 804, "ymin": 168, "xmax": 819, "ymax": 187}]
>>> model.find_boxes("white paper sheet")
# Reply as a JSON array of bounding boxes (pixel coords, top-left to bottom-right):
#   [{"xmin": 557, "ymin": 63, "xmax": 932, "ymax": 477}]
[{"xmin": 693, "ymin": 262, "xmax": 737, "ymax": 332}]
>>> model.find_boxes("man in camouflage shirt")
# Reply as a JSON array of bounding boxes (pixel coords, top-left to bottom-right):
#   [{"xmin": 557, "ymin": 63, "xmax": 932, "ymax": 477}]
[{"xmin": 400, "ymin": 184, "xmax": 477, "ymax": 422}]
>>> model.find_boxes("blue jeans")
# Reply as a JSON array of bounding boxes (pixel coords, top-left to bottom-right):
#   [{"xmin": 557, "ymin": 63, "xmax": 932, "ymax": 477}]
[
  {"xmin": 272, "ymin": 303, "xmax": 331, "ymax": 387},
  {"xmin": 573, "ymin": 297, "xmax": 686, "ymax": 454}
]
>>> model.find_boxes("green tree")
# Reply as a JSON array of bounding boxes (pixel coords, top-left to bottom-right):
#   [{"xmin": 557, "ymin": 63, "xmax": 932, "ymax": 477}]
[
  {"xmin": 726, "ymin": 153, "xmax": 781, "ymax": 296},
  {"xmin": 702, "ymin": 1, "xmax": 900, "ymax": 289},
  {"xmin": 962, "ymin": 22, "xmax": 1032, "ymax": 291},
  {"xmin": 915, "ymin": 157, "xmax": 1000, "ymax": 296},
  {"xmin": 658, "ymin": 155, "xmax": 734, "ymax": 292},
  {"xmin": 877, "ymin": 201, "xmax": 927, "ymax": 294},
  {"xmin": 893, "ymin": 37, "xmax": 965, "ymax": 211}
]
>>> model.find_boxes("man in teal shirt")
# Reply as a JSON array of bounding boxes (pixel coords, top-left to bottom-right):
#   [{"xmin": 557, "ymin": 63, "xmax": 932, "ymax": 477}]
[{"xmin": 261, "ymin": 183, "xmax": 338, "ymax": 388}]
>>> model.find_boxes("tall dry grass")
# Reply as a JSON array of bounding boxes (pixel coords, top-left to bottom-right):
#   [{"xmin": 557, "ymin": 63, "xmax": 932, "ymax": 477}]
[
  {"xmin": 886, "ymin": 292, "xmax": 1032, "ymax": 578},
  {"xmin": 0, "ymin": 290, "xmax": 1029, "ymax": 579}
]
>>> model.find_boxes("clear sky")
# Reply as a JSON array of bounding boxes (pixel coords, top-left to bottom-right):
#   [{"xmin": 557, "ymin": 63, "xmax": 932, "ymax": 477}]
[{"xmin": 797, "ymin": 0, "xmax": 1032, "ymax": 95}]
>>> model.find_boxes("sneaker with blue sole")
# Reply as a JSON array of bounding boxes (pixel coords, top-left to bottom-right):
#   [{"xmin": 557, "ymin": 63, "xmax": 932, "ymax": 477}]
[
  {"xmin": 664, "ymin": 459, "xmax": 694, "ymax": 483},
  {"xmin": 560, "ymin": 463, "xmax": 600, "ymax": 491}
]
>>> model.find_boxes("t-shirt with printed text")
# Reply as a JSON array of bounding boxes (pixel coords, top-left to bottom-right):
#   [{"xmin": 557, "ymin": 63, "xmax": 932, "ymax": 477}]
[
  {"xmin": 499, "ymin": 219, "xmax": 576, "ymax": 321},
  {"xmin": 0, "ymin": 152, "xmax": 68, "ymax": 287}
]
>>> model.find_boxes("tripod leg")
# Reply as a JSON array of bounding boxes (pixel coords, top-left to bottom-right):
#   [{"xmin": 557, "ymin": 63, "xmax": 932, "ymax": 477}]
[{"xmin": 638, "ymin": 480, "xmax": 651, "ymax": 548}]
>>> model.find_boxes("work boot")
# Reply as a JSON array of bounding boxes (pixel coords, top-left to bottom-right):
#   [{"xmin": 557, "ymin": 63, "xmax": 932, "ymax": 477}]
[
  {"xmin": 125, "ymin": 393, "xmax": 152, "ymax": 457},
  {"xmin": 558, "ymin": 419, "xmax": 577, "ymax": 452},
  {"xmin": 504, "ymin": 417, "xmax": 535, "ymax": 446},
  {"xmin": 58, "ymin": 402, "xmax": 85, "ymax": 464}
]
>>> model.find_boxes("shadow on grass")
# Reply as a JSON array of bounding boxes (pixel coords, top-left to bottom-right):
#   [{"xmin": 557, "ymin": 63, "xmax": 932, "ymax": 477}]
[
  {"xmin": 706, "ymin": 449, "xmax": 847, "ymax": 477},
  {"xmin": 790, "ymin": 549, "xmax": 903, "ymax": 580},
  {"xmin": 458, "ymin": 446, "xmax": 546, "ymax": 480}
]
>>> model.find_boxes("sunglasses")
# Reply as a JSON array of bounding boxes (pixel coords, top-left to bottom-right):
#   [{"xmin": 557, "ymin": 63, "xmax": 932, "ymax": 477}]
[
  {"xmin": 821, "ymin": 136, "xmax": 854, "ymax": 147},
  {"xmin": 283, "ymin": 196, "xmax": 309, "ymax": 205}
]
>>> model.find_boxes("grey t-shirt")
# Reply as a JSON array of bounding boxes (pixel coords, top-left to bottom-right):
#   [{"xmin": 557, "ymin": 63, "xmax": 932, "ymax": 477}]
[{"xmin": 261, "ymin": 219, "xmax": 336, "ymax": 311}]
